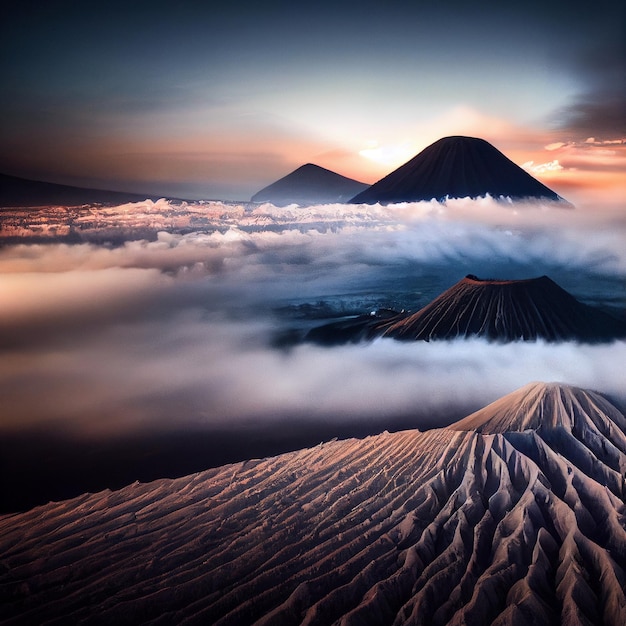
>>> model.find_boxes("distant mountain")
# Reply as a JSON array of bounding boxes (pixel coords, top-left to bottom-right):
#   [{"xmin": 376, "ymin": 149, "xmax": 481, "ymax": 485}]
[
  {"xmin": 251, "ymin": 163, "xmax": 369, "ymax": 206},
  {"xmin": 350, "ymin": 136, "xmax": 567, "ymax": 204},
  {"xmin": 2, "ymin": 382, "xmax": 625, "ymax": 624},
  {"xmin": 0, "ymin": 172, "xmax": 163, "ymax": 207},
  {"xmin": 382, "ymin": 274, "xmax": 626, "ymax": 342},
  {"xmin": 306, "ymin": 274, "xmax": 626, "ymax": 344}
]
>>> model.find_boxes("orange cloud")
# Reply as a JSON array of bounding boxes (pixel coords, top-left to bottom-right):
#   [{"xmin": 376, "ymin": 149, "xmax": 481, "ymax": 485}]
[{"xmin": 527, "ymin": 138, "xmax": 626, "ymax": 204}]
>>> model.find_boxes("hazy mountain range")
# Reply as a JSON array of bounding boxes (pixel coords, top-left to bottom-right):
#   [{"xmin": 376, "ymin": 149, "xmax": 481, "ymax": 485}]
[
  {"xmin": 1, "ymin": 135, "xmax": 622, "ymax": 626},
  {"xmin": 1, "ymin": 135, "xmax": 566, "ymax": 208},
  {"xmin": 0, "ymin": 172, "xmax": 166, "ymax": 207},
  {"xmin": 252, "ymin": 136, "xmax": 567, "ymax": 206},
  {"xmin": 2, "ymin": 382, "xmax": 624, "ymax": 625}
]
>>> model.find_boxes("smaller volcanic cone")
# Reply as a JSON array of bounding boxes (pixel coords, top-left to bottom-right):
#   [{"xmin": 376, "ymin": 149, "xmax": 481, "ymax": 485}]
[
  {"xmin": 382, "ymin": 274, "xmax": 626, "ymax": 342},
  {"xmin": 449, "ymin": 381, "xmax": 626, "ymax": 436},
  {"xmin": 350, "ymin": 136, "xmax": 567, "ymax": 204},
  {"xmin": 251, "ymin": 163, "xmax": 368, "ymax": 206}
]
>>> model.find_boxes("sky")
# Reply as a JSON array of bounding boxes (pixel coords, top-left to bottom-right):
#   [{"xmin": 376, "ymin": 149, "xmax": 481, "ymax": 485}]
[{"xmin": 1, "ymin": 0, "xmax": 624, "ymax": 202}]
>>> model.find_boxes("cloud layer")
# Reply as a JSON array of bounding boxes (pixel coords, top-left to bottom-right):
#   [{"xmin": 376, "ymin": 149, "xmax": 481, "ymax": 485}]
[
  {"xmin": 1, "ymin": 198, "xmax": 624, "ymax": 443},
  {"xmin": 3, "ymin": 312, "xmax": 624, "ymax": 437}
]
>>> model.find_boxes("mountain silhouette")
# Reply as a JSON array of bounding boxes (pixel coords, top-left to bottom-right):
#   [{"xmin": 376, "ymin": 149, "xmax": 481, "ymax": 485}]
[
  {"xmin": 251, "ymin": 163, "xmax": 369, "ymax": 206},
  {"xmin": 306, "ymin": 274, "xmax": 626, "ymax": 344},
  {"xmin": 3, "ymin": 383, "xmax": 625, "ymax": 624},
  {"xmin": 0, "ymin": 172, "xmax": 164, "ymax": 207},
  {"xmin": 350, "ymin": 136, "xmax": 567, "ymax": 204}
]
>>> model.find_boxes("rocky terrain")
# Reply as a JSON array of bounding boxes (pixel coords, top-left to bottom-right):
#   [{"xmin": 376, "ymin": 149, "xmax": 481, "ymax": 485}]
[
  {"xmin": 382, "ymin": 275, "xmax": 626, "ymax": 342},
  {"xmin": 306, "ymin": 275, "xmax": 626, "ymax": 345},
  {"xmin": 1, "ymin": 382, "xmax": 625, "ymax": 625}
]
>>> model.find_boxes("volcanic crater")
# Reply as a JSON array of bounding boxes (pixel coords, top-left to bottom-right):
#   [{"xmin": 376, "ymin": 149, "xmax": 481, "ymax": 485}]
[{"xmin": 306, "ymin": 274, "xmax": 626, "ymax": 345}]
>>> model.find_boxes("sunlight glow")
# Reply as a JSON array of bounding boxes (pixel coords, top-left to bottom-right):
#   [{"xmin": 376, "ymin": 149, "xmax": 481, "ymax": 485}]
[{"xmin": 358, "ymin": 140, "xmax": 417, "ymax": 167}]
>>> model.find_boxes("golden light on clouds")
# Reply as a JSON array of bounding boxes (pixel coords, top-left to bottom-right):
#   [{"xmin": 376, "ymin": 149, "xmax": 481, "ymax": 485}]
[{"xmin": 523, "ymin": 140, "xmax": 626, "ymax": 208}]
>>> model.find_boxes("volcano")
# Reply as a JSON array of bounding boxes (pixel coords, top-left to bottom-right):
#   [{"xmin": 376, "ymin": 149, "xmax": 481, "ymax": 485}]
[
  {"xmin": 2, "ymin": 382, "xmax": 625, "ymax": 624},
  {"xmin": 251, "ymin": 163, "xmax": 369, "ymax": 206},
  {"xmin": 305, "ymin": 274, "xmax": 626, "ymax": 345},
  {"xmin": 381, "ymin": 274, "xmax": 626, "ymax": 342},
  {"xmin": 350, "ymin": 136, "xmax": 566, "ymax": 204},
  {"xmin": 452, "ymin": 381, "xmax": 626, "ymax": 437}
]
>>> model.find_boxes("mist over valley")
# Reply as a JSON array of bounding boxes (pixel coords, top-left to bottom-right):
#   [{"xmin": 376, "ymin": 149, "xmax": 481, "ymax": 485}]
[{"xmin": 1, "ymin": 197, "xmax": 624, "ymax": 513}]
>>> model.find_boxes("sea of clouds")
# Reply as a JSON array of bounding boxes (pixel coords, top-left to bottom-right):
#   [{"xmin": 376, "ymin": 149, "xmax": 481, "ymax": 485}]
[{"xmin": 1, "ymin": 197, "xmax": 625, "ymax": 441}]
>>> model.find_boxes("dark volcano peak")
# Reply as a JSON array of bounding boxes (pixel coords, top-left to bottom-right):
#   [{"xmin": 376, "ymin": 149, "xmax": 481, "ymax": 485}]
[
  {"xmin": 382, "ymin": 274, "xmax": 626, "ymax": 342},
  {"xmin": 350, "ymin": 135, "xmax": 567, "ymax": 204},
  {"xmin": 251, "ymin": 163, "xmax": 368, "ymax": 206}
]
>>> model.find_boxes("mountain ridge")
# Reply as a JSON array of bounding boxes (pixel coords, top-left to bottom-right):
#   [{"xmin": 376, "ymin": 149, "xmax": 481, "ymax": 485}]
[
  {"xmin": 2, "ymin": 383, "xmax": 625, "ymax": 624},
  {"xmin": 451, "ymin": 381, "xmax": 626, "ymax": 436},
  {"xmin": 0, "ymin": 172, "xmax": 168, "ymax": 207}
]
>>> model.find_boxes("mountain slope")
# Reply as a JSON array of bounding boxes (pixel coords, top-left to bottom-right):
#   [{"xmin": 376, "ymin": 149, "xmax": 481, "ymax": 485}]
[
  {"xmin": 0, "ymin": 172, "xmax": 163, "ymax": 207},
  {"xmin": 251, "ymin": 163, "xmax": 369, "ymax": 206},
  {"xmin": 350, "ymin": 136, "xmax": 566, "ymax": 204},
  {"xmin": 382, "ymin": 274, "xmax": 626, "ymax": 343},
  {"xmin": 1, "ymin": 383, "xmax": 625, "ymax": 625},
  {"xmin": 452, "ymin": 381, "xmax": 626, "ymax": 436}
]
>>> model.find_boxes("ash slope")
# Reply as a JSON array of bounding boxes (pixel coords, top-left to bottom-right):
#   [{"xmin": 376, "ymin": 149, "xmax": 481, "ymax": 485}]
[
  {"xmin": 307, "ymin": 275, "xmax": 626, "ymax": 345},
  {"xmin": 383, "ymin": 275, "xmax": 626, "ymax": 342},
  {"xmin": 251, "ymin": 163, "xmax": 369, "ymax": 206},
  {"xmin": 350, "ymin": 136, "xmax": 565, "ymax": 204},
  {"xmin": 2, "ymin": 384, "xmax": 626, "ymax": 625}
]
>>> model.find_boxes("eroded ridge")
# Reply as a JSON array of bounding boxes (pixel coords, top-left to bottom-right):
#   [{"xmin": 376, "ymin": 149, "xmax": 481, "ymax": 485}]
[
  {"xmin": 304, "ymin": 275, "xmax": 626, "ymax": 346},
  {"xmin": 1, "ymin": 383, "xmax": 625, "ymax": 625},
  {"xmin": 382, "ymin": 275, "xmax": 626, "ymax": 343}
]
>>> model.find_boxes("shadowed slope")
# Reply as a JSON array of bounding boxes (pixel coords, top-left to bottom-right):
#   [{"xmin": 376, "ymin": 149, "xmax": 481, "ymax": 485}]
[
  {"xmin": 0, "ymin": 172, "xmax": 163, "ymax": 207},
  {"xmin": 305, "ymin": 275, "xmax": 626, "ymax": 345},
  {"xmin": 350, "ymin": 136, "xmax": 566, "ymax": 204},
  {"xmin": 251, "ymin": 164, "xmax": 369, "ymax": 206},
  {"xmin": 382, "ymin": 275, "xmax": 626, "ymax": 343},
  {"xmin": 1, "ymin": 384, "xmax": 625, "ymax": 625}
]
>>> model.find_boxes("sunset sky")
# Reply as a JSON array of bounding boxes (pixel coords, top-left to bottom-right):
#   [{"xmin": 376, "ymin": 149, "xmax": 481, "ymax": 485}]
[{"xmin": 1, "ymin": 0, "xmax": 624, "ymax": 203}]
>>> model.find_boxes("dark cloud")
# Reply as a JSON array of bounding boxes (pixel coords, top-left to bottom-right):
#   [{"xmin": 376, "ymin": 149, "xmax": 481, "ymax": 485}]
[{"xmin": 557, "ymin": 40, "xmax": 626, "ymax": 139}]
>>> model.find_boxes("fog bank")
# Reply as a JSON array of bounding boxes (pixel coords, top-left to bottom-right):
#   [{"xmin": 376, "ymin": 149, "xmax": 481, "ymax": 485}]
[{"xmin": 1, "ymin": 197, "xmax": 624, "ymax": 508}]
